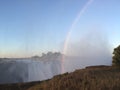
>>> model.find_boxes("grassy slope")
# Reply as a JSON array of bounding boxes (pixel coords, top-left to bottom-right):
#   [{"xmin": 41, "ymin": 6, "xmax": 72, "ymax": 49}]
[{"xmin": 0, "ymin": 66, "xmax": 120, "ymax": 90}]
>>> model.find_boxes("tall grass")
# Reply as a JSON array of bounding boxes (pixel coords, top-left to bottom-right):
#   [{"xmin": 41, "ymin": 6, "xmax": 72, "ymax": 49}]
[
  {"xmin": 0, "ymin": 66, "xmax": 120, "ymax": 90},
  {"xmin": 28, "ymin": 66, "xmax": 120, "ymax": 90}
]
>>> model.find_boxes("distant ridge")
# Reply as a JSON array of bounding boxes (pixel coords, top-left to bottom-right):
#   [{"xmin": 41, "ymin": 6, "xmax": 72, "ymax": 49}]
[{"xmin": 85, "ymin": 65, "xmax": 111, "ymax": 69}]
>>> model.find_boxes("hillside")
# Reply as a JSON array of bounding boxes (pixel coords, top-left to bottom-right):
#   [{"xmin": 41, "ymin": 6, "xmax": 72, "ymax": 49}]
[{"xmin": 0, "ymin": 66, "xmax": 120, "ymax": 90}]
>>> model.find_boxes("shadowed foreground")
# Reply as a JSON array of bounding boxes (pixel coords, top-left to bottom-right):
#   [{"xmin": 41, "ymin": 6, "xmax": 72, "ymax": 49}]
[{"xmin": 0, "ymin": 66, "xmax": 120, "ymax": 90}]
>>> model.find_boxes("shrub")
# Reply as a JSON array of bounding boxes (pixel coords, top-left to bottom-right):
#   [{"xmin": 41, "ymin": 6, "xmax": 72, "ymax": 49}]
[{"xmin": 112, "ymin": 45, "xmax": 120, "ymax": 66}]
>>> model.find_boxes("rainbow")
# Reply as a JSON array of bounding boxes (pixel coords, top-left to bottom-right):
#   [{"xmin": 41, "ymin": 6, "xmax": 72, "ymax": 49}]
[{"xmin": 61, "ymin": 0, "xmax": 94, "ymax": 73}]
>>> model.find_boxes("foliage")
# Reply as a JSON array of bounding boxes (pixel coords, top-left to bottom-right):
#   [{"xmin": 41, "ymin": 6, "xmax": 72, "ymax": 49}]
[{"xmin": 112, "ymin": 45, "xmax": 120, "ymax": 66}]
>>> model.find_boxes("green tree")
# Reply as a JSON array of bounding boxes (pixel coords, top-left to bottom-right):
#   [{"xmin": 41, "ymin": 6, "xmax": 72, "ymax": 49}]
[{"xmin": 112, "ymin": 45, "xmax": 120, "ymax": 66}]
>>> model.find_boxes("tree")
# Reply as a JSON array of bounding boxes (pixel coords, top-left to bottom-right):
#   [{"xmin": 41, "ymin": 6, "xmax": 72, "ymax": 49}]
[{"xmin": 112, "ymin": 45, "xmax": 120, "ymax": 66}]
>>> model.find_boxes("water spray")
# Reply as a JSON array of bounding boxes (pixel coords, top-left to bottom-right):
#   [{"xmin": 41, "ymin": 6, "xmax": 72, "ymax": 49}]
[{"xmin": 61, "ymin": 0, "xmax": 94, "ymax": 73}]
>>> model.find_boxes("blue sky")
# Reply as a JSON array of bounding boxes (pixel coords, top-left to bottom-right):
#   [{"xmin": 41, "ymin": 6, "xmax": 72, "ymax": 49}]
[{"xmin": 0, "ymin": 0, "xmax": 120, "ymax": 57}]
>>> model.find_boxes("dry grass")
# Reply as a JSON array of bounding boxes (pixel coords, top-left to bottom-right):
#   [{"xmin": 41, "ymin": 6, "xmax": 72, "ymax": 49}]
[{"xmin": 0, "ymin": 66, "xmax": 120, "ymax": 90}]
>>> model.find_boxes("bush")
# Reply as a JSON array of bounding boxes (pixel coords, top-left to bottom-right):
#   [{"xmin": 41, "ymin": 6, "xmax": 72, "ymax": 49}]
[{"xmin": 112, "ymin": 45, "xmax": 120, "ymax": 66}]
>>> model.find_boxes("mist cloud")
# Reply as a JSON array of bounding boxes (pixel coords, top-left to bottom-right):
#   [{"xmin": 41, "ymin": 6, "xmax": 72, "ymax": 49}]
[{"xmin": 63, "ymin": 30, "xmax": 112, "ymax": 72}]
